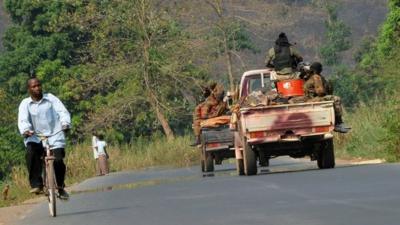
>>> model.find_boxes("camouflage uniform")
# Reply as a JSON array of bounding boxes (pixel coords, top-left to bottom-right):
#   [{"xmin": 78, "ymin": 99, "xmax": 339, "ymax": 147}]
[
  {"xmin": 191, "ymin": 84, "xmax": 227, "ymax": 145},
  {"xmin": 192, "ymin": 103, "xmax": 205, "ymax": 137},
  {"xmin": 265, "ymin": 47, "xmax": 303, "ymax": 77},
  {"xmin": 265, "ymin": 47, "xmax": 303, "ymax": 75},
  {"xmin": 304, "ymin": 74, "xmax": 343, "ymax": 123}
]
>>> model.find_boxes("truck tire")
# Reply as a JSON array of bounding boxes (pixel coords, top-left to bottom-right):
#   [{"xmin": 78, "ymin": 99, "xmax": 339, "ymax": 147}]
[
  {"xmin": 258, "ymin": 151, "xmax": 269, "ymax": 167},
  {"xmin": 204, "ymin": 151, "xmax": 214, "ymax": 172},
  {"xmin": 201, "ymin": 137, "xmax": 214, "ymax": 172},
  {"xmin": 202, "ymin": 144, "xmax": 214, "ymax": 172},
  {"xmin": 317, "ymin": 139, "xmax": 335, "ymax": 169},
  {"xmin": 243, "ymin": 137, "xmax": 257, "ymax": 175},
  {"xmin": 236, "ymin": 159, "xmax": 244, "ymax": 176}
]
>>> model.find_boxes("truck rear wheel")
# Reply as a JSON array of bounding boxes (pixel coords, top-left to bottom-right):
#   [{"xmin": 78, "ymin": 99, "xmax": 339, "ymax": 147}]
[
  {"xmin": 243, "ymin": 137, "xmax": 257, "ymax": 175},
  {"xmin": 236, "ymin": 159, "xmax": 244, "ymax": 175},
  {"xmin": 258, "ymin": 151, "xmax": 269, "ymax": 167},
  {"xmin": 317, "ymin": 139, "xmax": 335, "ymax": 169}
]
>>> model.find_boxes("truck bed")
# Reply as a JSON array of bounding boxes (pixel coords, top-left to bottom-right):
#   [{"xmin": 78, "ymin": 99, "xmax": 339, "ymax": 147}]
[
  {"xmin": 239, "ymin": 101, "xmax": 335, "ymax": 144},
  {"xmin": 201, "ymin": 125, "xmax": 234, "ymax": 151}
]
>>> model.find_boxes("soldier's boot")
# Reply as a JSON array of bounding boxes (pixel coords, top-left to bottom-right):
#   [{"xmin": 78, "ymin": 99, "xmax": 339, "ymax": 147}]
[
  {"xmin": 334, "ymin": 116, "xmax": 351, "ymax": 133},
  {"xmin": 190, "ymin": 136, "xmax": 201, "ymax": 147}
]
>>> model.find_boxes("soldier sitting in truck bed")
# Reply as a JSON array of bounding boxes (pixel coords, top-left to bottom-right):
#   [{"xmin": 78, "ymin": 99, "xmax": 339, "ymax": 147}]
[
  {"xmin": 265, "ymin": 32, "xmax": 303, "ymax": 81},
  {"xmin": 191, "ymin": 83, "xmax": 227, "ymax": 146},
  {"xmin": 304, "ymin": 62, "xmax": 351, "ymax": 133}
]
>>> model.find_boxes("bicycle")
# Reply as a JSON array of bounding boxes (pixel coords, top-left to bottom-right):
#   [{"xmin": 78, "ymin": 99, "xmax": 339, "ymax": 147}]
[{"xmin": 36, "ymin": 130, "xmax": 64, "ymax": 217}]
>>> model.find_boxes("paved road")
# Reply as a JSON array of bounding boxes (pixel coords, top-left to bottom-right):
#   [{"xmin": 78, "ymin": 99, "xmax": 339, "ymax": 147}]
[{"xmin": 16, "ymin": 158, "xmax": 400, "ymax": 225}]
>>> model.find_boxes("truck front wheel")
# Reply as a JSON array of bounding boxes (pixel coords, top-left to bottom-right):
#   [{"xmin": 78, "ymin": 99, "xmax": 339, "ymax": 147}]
[
  {"xmin": 243, "ymin": 137, "xmax": 257, "ymax": 175},
  {"xmin": 317, "ymin": 139, "xmax": 335, "ymax": 169}
]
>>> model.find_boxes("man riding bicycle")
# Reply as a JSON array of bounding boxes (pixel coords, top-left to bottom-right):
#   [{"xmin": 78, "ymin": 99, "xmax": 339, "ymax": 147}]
[{"xmin": 18, "ymin": 77, "xmax": 71, "ymax": 200}]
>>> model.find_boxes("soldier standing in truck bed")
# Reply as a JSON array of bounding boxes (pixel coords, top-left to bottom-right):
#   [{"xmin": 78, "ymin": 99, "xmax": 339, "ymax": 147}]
[
  {"xmin": 304, "ymin": 62, "xmax": 351, "ymax": 133},
  {"xmin": 265, "ymin": 32, "xmax": 303, "ymax": 80},
  {"xmin": 191, "ymin": 83, "xmax": 227, "ymax": 146}
]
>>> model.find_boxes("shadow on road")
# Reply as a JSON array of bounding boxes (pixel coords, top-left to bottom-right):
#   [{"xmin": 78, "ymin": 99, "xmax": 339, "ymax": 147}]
[
  {"xmin": 57, "ymin": 206, "xmax": 130, "ymax": 217},
  {"xmin": 256, "ymin": 163, "xmax": 382, "ymax": 176},
  {"xmin": 207, "ymin": 160, "xmax": 384, "ymax": 177}
]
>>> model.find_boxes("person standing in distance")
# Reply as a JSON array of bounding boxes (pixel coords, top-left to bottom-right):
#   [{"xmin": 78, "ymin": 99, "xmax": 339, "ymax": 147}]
[
  {"xmin": 92, "ymin": 133, "xmax": 101, "ymax": 175},
  {"xmin": 18, "ymin": 77, "xmax": 71, "ymax": 200},
  {"xmin": 94, "ymin": 133, "xmax": 109, "ymax": 176}
]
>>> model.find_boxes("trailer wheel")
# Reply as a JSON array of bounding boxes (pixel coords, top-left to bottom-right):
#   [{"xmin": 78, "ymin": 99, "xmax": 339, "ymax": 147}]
[
  {"xmin": 202, "ymin": 144, "xmax": 214, "ymax": 172},
  {"xmin": 236, "ymin": 159, "xmax": 244, "ymax": 176},
  {"xmin": 243, "ymin": 137, "xmax": 257, "ymax": 175},
  {"xmin": 204, "ymin": 152, "xmax": 214, "ymax": 172},
  {"xmin": 317, "ymin": 139, "xmax": 335, "ymax": 169},
  {"xmin": 200, "ymin": 144, "xmax": 205, "ymax": 172}
]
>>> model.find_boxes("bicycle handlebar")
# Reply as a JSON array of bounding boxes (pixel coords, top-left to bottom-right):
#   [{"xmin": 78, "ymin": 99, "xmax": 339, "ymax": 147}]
[{"xmin": 36, "ymin": 129, "xmax": 64, "ymax": 140}]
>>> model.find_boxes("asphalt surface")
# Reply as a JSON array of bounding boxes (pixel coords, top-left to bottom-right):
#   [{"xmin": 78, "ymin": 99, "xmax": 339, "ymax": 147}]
[{"xmin": 16, "ymin": 158, "xmax": 400, "ymax": 225}]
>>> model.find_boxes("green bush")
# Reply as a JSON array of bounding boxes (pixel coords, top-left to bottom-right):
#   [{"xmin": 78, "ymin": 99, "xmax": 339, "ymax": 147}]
[{"xmin": 335, "ymin": 94, "xmax": 400, "ymax": 161}]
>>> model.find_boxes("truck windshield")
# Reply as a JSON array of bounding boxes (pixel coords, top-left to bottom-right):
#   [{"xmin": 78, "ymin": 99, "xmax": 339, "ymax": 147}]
[{"xmin": 242, "ymin": 73, "xmax": 272, "ymax": 97}]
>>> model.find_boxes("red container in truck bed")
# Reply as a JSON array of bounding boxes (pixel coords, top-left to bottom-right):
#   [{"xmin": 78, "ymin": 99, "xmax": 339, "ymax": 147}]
[{"xmin": 276, "ymin": 79, "xmax": 304, "ymax": 97}]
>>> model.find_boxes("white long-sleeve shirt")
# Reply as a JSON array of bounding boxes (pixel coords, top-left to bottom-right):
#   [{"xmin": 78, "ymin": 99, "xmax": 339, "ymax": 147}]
[
  {"xmin": 18, "ymin": 93, "xmax": 71, "ymax": 149},
  {"xmin": 92, "ymin": 136, "xmax": 99, "ymax": 159}
]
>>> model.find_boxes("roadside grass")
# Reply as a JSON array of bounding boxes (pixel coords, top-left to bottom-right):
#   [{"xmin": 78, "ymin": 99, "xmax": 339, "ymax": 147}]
[
  {"xmin": 334, "ymin": 95, "xmax": 400, "ymax": 162},
  {"xmin": 66, "ymin": 134, "xmax": 199, "ymax": 184},
  {"xmin": 0, "ymin": 135, "xmax": 199, "ymax": 207}
]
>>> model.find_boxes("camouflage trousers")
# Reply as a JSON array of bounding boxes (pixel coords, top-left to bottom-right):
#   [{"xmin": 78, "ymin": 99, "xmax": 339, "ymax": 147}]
[
  {"xmin": 192, "ymin": 103, "xmax": 204, "ymax": 137},
  {"xmin": 270, "ymin": 70, "xmax": 298, "ymax": 81},
  {"xmin": 309, "ymin": 95, "xmax": 343, "ymax": 117},
  {"xmin": 288, "ymin": 95, "xmax": 343, "ymax": 119}
]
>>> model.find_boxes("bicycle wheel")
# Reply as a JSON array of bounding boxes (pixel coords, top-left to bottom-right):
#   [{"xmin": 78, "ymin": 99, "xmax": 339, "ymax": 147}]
[{"xmin": 47, "ymin": 160, "xmax": 57, "ymax": 217}]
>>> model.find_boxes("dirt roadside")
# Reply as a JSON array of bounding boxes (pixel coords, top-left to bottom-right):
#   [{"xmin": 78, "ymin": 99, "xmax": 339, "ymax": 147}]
[
  {"xmin": 0, "ymin": 158, "xmax": 384, "ymax": 225},
  {"xmin": 0, "ymin": 204, "xmax": 33, "ymax": 225},
  {"xmin": 0, "ymin": 197, "xmax": 44, "ymax": 225}
]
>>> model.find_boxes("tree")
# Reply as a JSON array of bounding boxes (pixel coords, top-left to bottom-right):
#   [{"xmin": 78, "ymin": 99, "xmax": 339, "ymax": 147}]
[
  {"xmin": 0, "ymin": 0, "xmax": 89, "ymax": 179},
  {"xmin": 319, "ymin": 3, "xmax": 352, "ymax": 66},
  {"xmin": 0, "ymin": 88, "xmax": 25, "ymax": 180},
  {"xmin": 205, "ymin": 0, "xmax": 258, "ymax": 92},
  {"xmin": 376, "ymin": 0, "xmax": 400, "ymax": 58},
  {"xmin": 55, "ymin": 0, "xmax": 208, "ymax": 140}
]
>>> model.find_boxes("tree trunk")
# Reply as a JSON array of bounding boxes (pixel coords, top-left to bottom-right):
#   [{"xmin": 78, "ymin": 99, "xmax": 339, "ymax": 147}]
[
  {"xmin": 223, "ymin": 36, "xmax": 235, "ymax": 92},
  {"xmin": 148, "ymin": 94, "xmax": 175, "ymax": 140},
  {"xmin": 141, "ymin": 30, "xmax": 175, "ymax": 139},
  {"xmin": 207, "ymin": 0, "xmax": 235, "ymax": 92}
]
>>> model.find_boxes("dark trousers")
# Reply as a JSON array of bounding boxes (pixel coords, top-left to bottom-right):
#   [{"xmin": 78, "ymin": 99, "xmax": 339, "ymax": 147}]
[{"xmin": 26, "ymin": 142, "xmax": 66, "ymax": 189}]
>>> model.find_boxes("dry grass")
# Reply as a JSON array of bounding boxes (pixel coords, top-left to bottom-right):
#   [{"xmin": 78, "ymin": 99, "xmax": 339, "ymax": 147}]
[
  {"xmin": 66, "ymin": 135, "xmax": 199, "ymax": 183},
  {"xmin": 1, "ymin": 135, "xmax": 200, "ymax": 207}
]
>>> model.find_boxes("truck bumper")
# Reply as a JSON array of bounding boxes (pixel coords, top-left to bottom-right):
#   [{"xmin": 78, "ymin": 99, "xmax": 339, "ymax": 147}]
[{"xmin": 247, "ymin": 132, "xmax": 333, "ymax": 144}]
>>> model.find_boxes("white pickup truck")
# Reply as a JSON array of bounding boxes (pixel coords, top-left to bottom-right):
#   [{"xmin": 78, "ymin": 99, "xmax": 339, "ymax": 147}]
[{"xmin": 233, "ymin": 69, "xmax": 336, "ymax": 175}]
